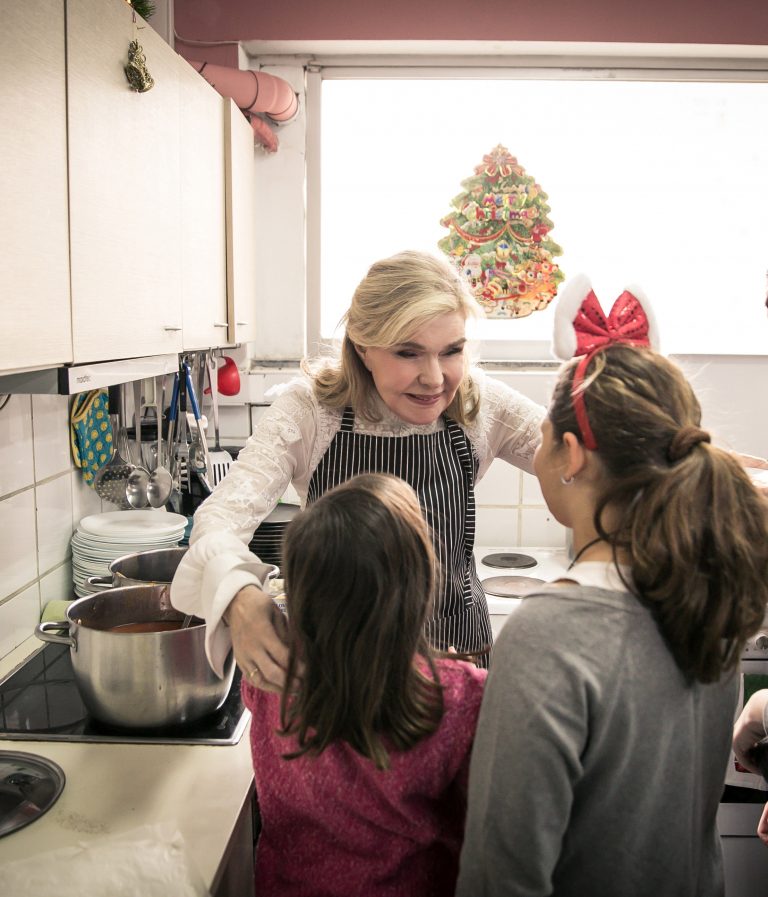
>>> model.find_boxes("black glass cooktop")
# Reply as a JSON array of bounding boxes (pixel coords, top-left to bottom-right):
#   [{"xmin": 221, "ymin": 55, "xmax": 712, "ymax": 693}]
[{"xmin": 0, "ymin": 643, "xmax": 249, "ymax": 746}]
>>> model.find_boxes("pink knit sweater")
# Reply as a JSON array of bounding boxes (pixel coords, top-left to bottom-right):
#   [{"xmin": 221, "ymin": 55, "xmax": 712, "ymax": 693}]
[{"xmin": 242, "ymin": 659, "xmax": 487, "ymax": 897}]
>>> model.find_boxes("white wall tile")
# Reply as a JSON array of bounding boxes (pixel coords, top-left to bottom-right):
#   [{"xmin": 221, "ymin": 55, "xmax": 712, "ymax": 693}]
[
  {"xmin": 36, "ymin": 474, "xmax": 73, "ymax": 574},
  {"xmin": 39, "ymin": 562, "xmax": 75, "ymax": 605},
  {"xmin": 217, "ymin": 405, "xmax": 251, "ymax": 443},
  {"xmin": 0, "ymin": 394, "xmax": 34, "ymax": 497},
  {"xmin": 519, "ymin": 508, "xmax": 567, "ymax": 549},
  {"xmin": 0, "ymin": 489, "xmax": 37, "ymax": 600},
  {"xmin": 522, "ymin": 471, "xmax": 545, "ymax": 505},
  {"xmin": 32, "ymin": 393, "xmax": 72, "ymax": 480},
  {"xmin": 475, "ymin": 506, "xmax": 519, "ymax": 548},
  {"xmin": 71, "ymin": 468, "xmax": 105, "ymax": 525},
  {"xmin": 0, "ymin": 584, "xmax": 41, "ymax": 656},
  {"xmin": 476, "ymin": 460, "xmax": 521, "ymax": 506}
]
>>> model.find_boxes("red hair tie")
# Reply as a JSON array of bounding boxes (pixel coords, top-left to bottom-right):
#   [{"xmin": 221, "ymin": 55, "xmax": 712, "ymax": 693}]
[{"xmin": 552, "ymin": 275, "xmax": 660, "ymax": 451}]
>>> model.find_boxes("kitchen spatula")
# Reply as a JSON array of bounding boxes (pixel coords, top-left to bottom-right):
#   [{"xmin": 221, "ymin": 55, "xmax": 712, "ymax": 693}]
[{"xmin": 205, "ymin": 352, "xmax": 233, "ymax": 487}]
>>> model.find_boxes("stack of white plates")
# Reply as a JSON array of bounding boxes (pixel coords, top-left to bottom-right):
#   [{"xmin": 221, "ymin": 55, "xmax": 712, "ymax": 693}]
[{"xmin": 71, "ymin": 510, "xmax": 188, "ymax": 598}]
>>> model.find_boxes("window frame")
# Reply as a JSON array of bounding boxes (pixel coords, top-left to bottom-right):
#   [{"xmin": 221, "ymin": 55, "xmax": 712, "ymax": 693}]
[{"xmin": 301, "ymin": 46, "xmax": 768, "ymax": 362}]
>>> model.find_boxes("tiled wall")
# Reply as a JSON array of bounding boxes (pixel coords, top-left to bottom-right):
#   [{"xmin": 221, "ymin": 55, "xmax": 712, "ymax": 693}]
[
  {"xmin": 1, "ymin": 352, "xmax": 764, "ymax": 662},
  {"xmin": 0, "ymin": 394, "xmax": 103, "ymax": 659}
]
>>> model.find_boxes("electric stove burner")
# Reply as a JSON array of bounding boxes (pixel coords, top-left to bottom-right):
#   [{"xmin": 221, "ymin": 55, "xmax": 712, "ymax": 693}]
[
  {"xmin": 481, "ymin": 575, "xmax": 545, "ymax": 599},
  {"xmin": 0, "ymin": 643, "xmax": 249, "ymax": 746},
  {"xmin": 482, "ymin": 552, "xmax": 537, "ymax": 569}
]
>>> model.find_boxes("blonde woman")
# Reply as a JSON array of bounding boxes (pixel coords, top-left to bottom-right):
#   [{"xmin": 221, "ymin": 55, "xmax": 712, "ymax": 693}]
[{"xmin": 171, "ymin": 249, "xmax": 545, "ymax": 686}]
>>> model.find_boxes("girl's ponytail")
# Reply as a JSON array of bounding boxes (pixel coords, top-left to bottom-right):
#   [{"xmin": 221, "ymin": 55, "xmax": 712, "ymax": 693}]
[{"xmin": 550, "ymin": 345, "xmax": 768, "ymax": 683}]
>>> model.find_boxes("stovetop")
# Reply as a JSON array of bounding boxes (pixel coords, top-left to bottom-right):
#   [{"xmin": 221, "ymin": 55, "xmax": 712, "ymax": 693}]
[
  {"xmin": 475, "ymin": 546, "xmax": 570, "ymax": 614},
  {"xmin": 0, "ymin": 642, "xmax": 249, "ymax": 746}
]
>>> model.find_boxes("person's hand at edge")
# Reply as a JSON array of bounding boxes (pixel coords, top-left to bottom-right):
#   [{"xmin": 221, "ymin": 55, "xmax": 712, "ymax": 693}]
[{"xmin": 733, "ymin": 689, "xmax": 768, "ymax": 774}]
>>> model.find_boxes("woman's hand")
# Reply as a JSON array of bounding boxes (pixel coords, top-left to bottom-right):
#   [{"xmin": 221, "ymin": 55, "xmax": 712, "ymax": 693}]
[
  {"xmin": 225, "ymin": 584, "xmax": 290, "ymax": 693},
  {"xmin": 733, "ymin": 689, "xmax": 768, "ymax": 774}
]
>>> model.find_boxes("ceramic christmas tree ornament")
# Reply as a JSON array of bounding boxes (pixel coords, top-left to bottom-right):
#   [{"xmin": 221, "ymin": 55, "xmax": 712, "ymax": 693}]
[{"xmin": 438, "ymin": 145, "xmax": 564, "ymax": 319}]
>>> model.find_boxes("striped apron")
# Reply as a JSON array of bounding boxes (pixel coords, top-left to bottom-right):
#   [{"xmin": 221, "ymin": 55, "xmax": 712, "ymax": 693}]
[{"xmin": 306, "ymin": 407, "xmax": 492, "ymax": 664}]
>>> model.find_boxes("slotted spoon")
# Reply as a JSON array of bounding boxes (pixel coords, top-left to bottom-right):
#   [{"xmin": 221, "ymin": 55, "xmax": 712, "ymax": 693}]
[{"xmin": 92, "ymin": 385, "xmax": 133, "ymax": 508}]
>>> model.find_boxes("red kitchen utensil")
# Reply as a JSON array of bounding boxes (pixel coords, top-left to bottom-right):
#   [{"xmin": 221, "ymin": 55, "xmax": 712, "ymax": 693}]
[{"xmin": 217, "ymin": 355, "xmax": 241, "ymax": 396}]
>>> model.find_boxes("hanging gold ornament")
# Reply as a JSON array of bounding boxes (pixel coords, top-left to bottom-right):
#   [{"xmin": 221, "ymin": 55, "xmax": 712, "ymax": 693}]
[{"xmin": 124, "ymin": 39, "xmax": 154, "ymax": 93}]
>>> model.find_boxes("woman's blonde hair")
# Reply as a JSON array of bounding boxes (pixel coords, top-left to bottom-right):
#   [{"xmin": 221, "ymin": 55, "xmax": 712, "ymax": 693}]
[
  {"xmin": 549, "ymin": 344, "xmax": 768, "ymax": 683},
  {"xmin": 311, "ymin": 250, "xmax": 482, "ymax": 424}
]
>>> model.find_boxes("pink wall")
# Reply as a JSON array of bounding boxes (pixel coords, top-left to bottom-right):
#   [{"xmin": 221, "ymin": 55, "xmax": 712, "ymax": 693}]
[{"xmin": 174, "ymin": 0, "xmax": 768, "ymax": 52}]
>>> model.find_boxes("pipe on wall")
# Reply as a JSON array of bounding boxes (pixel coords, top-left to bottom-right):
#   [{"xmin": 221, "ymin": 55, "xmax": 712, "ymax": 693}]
[{"xmin": 191, "ymin": 61, "xmax": 299, "ymax": 152}]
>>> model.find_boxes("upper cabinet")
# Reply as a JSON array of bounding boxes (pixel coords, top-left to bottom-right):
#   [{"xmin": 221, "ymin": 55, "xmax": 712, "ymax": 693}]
[
  {"xmin": 177, "ymin": 55, "xmax": 229, "ymax": 351},
  {"xmin": 1, "ymin": 1, "xmax": 72, "ymax": 373},
  {"xmin": 224, "ymin": 99, "xmax": 259, "ymax": 346},
  {"xmin": 0, "ymin": 0, "xmax": 262, "ymax": 379},
  {"xmin": 67, "ymin": 0, "xmax": 183, "ymax": 363}
]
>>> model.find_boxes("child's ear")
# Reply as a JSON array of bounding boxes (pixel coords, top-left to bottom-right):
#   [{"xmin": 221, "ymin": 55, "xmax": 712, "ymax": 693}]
[{"xmin": 562, "ymin": 431, "xmax": 588, "ymax": 480}]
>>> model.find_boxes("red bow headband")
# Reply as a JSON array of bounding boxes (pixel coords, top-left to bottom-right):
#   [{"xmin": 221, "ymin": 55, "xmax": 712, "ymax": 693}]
[{"xmin": 552, "ymin": 274, "xmax": 660, "ymax": 451}]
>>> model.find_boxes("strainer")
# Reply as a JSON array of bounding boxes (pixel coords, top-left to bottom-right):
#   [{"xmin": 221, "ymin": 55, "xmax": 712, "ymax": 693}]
[{"xmin": 92, "ymin": 385, "xmax": 133, "ymax": 508}]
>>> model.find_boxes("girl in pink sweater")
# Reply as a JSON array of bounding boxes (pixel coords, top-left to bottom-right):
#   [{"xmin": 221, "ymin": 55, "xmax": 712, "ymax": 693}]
[{"xmin": 241, "ymin": 473, "xmax": 487, "ymax": 896}]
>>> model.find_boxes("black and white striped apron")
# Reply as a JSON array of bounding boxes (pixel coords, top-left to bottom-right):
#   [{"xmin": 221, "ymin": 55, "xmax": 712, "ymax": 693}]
[{"xmin": 306, "ymin": 407, "xmax": 492, "ymax": 664}]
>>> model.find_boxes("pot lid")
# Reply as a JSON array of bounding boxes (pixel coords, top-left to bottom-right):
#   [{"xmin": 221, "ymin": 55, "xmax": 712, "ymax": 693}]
[{"xmin": 0, "ymin": 751, "xmax": 65, "ymax": 838}]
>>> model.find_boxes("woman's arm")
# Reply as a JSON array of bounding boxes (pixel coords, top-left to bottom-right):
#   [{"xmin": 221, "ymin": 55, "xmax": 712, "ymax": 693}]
[
  {"xmin": 475, "ymin": 373, "xmax": 546, "ymax": 475},
  {"xmin": 170, "ymin": 381, "xmax": 318, "ymax": 679}
]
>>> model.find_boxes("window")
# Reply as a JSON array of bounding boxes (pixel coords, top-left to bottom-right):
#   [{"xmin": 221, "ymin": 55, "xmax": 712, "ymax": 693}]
[{"xmin": 315, "ymin": 68, "xmax": 768, "ymax": 358}]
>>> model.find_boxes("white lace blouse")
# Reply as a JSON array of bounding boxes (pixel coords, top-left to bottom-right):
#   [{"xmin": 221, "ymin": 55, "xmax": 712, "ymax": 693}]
[{"xmin": 170, "ymin": 368, "xmax": 546, "ymax": 675}]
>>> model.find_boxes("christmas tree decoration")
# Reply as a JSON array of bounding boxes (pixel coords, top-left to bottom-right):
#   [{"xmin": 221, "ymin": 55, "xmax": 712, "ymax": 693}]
[{"xmin": 438, "ymin": 145, "xmax": 564, "ymax": 319}]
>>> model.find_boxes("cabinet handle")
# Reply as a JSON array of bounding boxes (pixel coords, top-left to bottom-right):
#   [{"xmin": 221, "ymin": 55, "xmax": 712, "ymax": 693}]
[
  {"xmin": 214, "ymin": 322, "xmax": 228, "ymax": 328},
  {"xmin": 164, "ymin": 326, "xmax": 182, "ymax": 332},
  {"xmin": 236, "ymin": 321, "xmax": 248, "ymax": 326}
]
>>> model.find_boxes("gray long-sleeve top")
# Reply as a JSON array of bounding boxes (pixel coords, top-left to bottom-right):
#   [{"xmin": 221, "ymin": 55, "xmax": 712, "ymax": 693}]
[{"xmin": 457, "ymin": 579, "xmax": 737, "ymax": 897}]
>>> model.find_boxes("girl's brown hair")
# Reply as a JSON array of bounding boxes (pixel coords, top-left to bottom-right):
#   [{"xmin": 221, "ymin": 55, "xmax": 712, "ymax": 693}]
[
  {"xmin": 311, "ymin": 250, "xmax": 482, "ymax": 425},
  {"xmin": 549, "ymin": 344, "xmax": 768, "ymax": 683},
  {"xmin": 278, "ymin": 473, "xmax": 444, "ymax": 769}
]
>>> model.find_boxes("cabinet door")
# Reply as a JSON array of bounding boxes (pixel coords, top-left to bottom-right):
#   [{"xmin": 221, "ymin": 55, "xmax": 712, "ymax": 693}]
[
  {"xmin": 67, "ymin": 0, "xmax": 183, "ymax": 363},
  {"xmin": 178, "ymin": 55, "xmax": 228, "ymax": 351},
  {"xmin": 224, "ymin": 100, "xmax": 258, "ymax": 345},
  {"xmin": 0, "ymin": 1, "xmax": 72, "ymax": 373}
]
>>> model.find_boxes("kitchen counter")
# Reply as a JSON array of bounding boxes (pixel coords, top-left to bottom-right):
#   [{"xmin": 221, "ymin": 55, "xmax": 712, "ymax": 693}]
[{"xmin": 0, "ymin": 637, "xmax": 255, "ymax": 894}]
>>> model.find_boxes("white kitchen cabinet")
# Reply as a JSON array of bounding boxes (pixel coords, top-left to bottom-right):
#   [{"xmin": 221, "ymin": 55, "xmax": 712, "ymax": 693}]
[
  {"xmin": 0, "ymin": 1, "xmax": 72, "ymax": 374},
  {"xmin": 66, "ymin": 0, "xmax": 183, "ymax": 363},
  {"xmin": 224, "ymin": 99, "xmax": 259, "ymax": 345},
  {"xmin": 178, "ymin": 54, "xmax": 229, "ymax": 351}
]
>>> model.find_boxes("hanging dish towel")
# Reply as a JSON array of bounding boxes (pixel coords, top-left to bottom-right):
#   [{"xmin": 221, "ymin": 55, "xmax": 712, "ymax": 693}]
[{"xmin": 70, "ymin": 388, "xmax": 113, "ymax": 487}]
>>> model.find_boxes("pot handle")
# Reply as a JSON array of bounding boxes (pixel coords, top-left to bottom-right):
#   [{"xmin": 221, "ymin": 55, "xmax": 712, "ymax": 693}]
[
  {"xmin": 35, "ymin": 621, "xmax": 76, "ymax": 649},
  {"xmin": 85, "ymin": 574, "xmax": 113, "ymax": 590}
]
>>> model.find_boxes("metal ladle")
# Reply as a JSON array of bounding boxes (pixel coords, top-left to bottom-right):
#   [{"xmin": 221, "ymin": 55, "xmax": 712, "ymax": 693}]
[
  {"xmin": 147, "ymin": 374, "xmax": 174, "ymax": 509},
  {"xmin": 125, "ymin": 380, "xmax": 150, "ymax": 509}
]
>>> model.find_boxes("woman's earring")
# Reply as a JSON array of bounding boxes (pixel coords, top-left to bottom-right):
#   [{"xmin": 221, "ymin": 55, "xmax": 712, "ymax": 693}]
[{"xmin": 560, "ymin": 474, "xmax": 575, "ymax": 485}]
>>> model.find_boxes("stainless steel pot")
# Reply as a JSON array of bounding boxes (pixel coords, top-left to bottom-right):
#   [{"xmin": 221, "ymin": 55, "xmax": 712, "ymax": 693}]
[
  {"xmin": 34, "ymin": 584, "xmax": 233, "ymax": 728},
  {"xmin": 86, "ymin": 546, "xmax": 279, "ymax": 590},
  {"xmin": 85, "ymin": 546, "xmax": 189, "ymax": 590}
]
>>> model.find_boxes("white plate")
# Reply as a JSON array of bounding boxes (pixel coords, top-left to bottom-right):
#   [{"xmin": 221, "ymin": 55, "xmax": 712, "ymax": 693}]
[{"xmin": 78, "ymin": 511, "xmax": 188, "ymax": 539}]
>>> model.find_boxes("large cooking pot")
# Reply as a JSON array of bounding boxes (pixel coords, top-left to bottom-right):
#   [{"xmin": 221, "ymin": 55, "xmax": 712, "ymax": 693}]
[
  {"xmin": 34, "ymin": 584, "xmax": 234, "ymax": 729},
  {"xmin": 86, "ymin": 546, "xmax": 279, "ymax": 590}
]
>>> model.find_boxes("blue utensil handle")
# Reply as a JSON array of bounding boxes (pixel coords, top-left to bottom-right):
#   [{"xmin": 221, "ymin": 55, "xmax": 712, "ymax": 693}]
[
  {"xmin": 183, "ymin": 362, "xmax": 201, "ymax": 420},
  {"xmin": 167, "ymin": 372, "xmax": 180, "ymax": 423}
]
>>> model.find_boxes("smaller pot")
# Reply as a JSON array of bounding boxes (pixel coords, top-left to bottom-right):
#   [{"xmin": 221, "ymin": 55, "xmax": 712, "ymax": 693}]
[
  {"xmin": 87, "ymin": 546, "xmax": 278, "ymax": 591},
  {"xmin": 34, "ymin": 584, "xmax": 231, "ymax": 728}
]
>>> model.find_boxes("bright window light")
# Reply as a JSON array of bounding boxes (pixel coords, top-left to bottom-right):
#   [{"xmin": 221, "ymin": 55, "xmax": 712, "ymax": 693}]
[{"xmin": 320, "ymin": 78, "xmax": 768, "ymax": 356}]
